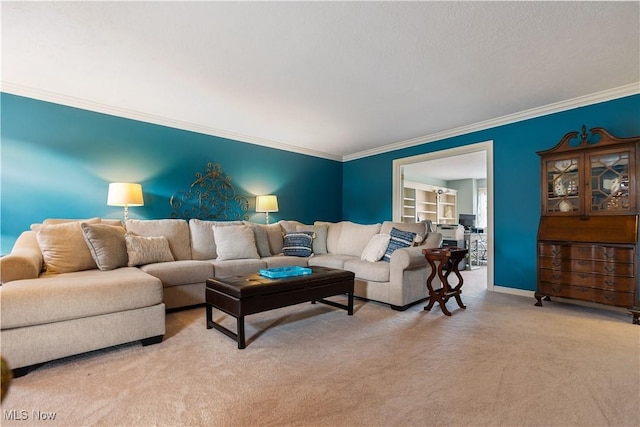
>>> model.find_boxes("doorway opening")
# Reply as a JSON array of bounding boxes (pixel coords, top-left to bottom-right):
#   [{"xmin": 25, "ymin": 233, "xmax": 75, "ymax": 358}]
[{"xmin": 392, "ymin": 141, "xmax": 494, "ymax": 291}]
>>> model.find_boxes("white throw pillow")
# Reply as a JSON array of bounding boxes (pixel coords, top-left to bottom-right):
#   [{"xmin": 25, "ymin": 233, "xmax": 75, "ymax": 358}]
[
  {"xmin": 189, "ymin": 219, "xmax": 244, "ymax": 260},
  {"xmin": 212, "ymin": 224, "xmax": 260, "ymax": 261},
  {"xmin": 361, "ymin": 234, "xmax": 391, "ymax": 262}
]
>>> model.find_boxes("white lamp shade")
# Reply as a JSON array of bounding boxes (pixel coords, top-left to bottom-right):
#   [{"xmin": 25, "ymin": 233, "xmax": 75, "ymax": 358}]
[
  {"xmin": 255, "ymin": 195, "xmax": 278, "ymax": 212},
  {"xmin": 107, "ymin": 183, "xmax": 144, "ymax": 207}
]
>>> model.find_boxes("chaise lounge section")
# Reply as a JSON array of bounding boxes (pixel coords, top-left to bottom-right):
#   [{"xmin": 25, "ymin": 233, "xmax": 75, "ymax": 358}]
[{"xmin": 0, "ymin": 217, "xmax": 442, "ymax": 374}]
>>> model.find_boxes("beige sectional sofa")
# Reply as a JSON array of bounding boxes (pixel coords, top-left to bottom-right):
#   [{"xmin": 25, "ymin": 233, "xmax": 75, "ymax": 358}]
[{"xmin": 0, "ymin": 217, "xmax": 442, "ymax": 375}]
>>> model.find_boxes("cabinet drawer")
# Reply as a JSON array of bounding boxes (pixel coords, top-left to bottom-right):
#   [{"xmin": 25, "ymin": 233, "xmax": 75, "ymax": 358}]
[
  {"xmin": 539, "ymin": 257, "xmax": 571, "ymax": 270},
  {"xmin": 571, "ymin": 259, "xmax": 634, "ymax": 277},
  {"xmin": 571, "ymin": 245, "xmax": 635, "ymax": 262},
  {"xmin": 539, "ymin": 257, "xmax": 635, "ymax": 276},
  {"xmin": 539, "ymin": 269, "xmax": 637, "ymax": 291},
  {"xmin": 538, "ymin": 282, "xmax": 636, "ymax": 307},
  {"xmin": 538, "ymin": 243, "xmax": 570, "ymax": 258}
]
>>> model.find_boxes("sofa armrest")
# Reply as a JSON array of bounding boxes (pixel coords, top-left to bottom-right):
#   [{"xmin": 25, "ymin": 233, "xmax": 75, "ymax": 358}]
[
  {"xmin": 389, "ymin": 246, "xmax": 428, "ymax": 272},
  {"xmin": 0, "ymin": 231, "xmax": 43, "ymax": 284},
  {"xmin": 422, "ymin": 232, "xmax": 443, "ymax": 249}
]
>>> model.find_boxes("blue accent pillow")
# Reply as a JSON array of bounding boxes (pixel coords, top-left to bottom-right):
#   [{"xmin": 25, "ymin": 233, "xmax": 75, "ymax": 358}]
[
  {"xmin": 282, "ymin": 231, "xmax": 314, "ymax": 257},
  {"xmin": 382, "ymin": 227, "xmax": 417, "ymax": 262}
]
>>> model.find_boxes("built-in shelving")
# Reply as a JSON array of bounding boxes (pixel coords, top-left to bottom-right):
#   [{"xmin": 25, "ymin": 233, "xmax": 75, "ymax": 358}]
[{"xmin": 402, "ymin": 181, "xmax": 457, "ymax": 225}]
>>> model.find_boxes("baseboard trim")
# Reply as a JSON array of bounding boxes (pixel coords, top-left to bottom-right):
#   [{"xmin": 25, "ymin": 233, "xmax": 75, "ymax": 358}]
[{"xmin": 492, "ymin": 286, "xmax": 534, "ymax": 298}]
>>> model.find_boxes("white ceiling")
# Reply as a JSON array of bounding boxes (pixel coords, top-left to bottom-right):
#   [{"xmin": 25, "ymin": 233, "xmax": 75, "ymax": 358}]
[
  {"xmin": 403, "ymin": 150, "xmax": 487, "ymax": 182},
  {"xmin": 2, "ymin": 2, "xmax": 639, "ymax": 161}
]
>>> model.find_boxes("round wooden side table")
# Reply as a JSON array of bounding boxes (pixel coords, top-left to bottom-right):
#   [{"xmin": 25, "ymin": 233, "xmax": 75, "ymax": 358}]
[{"xmin": 422, "ymin": 247, "xmax": 469, "ymax": 316}]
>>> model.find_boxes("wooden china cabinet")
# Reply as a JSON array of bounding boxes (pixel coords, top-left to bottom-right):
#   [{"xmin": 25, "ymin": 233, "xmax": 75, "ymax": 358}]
[{"xmin": 535, "ymin": 125, "xmax": 640, "ymax": 324}]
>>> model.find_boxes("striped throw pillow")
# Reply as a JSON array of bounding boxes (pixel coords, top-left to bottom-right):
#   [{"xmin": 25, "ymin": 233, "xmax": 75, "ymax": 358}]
[
  {"xmin": 282, "ymin": 231, "xmax": 314, "ymax": 257},
  {"xmin": 382, "ymin": 227, "xmax": 417, "ymax": 262}
]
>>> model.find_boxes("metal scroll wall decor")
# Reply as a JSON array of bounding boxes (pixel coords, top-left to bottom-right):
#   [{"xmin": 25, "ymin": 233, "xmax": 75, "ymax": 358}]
[{"xmin": 170, "ymin": 162, "xmax": 249, "ymax": 220}]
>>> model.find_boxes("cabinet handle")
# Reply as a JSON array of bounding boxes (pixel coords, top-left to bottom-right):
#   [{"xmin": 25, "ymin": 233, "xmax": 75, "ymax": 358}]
[
  {"xmin": 604, "ymin": 265, "xmax": 615, "ymax": 272},
  {"xmin": 552, "ymin": 260, "xmax": 562, "ymax": 268},
  {"xmin": 578, "ymin": 287, "xmax": 589, "ymax": 293},
  {"xmin": 577, "ymin": 260, "xmax": 587, "ymax": 266},
  {"xmin": 605, "ymin": 295, "xmax": 617, "ymax": 302},
  {"xmin": 551, "ymin": 285, "xmax": 562, "ymax": 293},
  {"xmin": 552, "ymin": 273, "xmax": 561, "ymax": 280},
  {"xmin": 578, "ymin": 273, "xmax": 587, "ymax": 279},
  {"xmin": 604, "ymin": 252, "xmax": 615, "ymax": 259},
  {"xmin": 604, "ymin": 279, "xmax": 615, "ymax": 287},
  {"xmin": 552, "ymin": 248, "xmax": 561, "ymax": 255}
]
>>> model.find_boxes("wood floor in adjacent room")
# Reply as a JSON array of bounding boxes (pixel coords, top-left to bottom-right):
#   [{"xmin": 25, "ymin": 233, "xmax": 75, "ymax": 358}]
[{"xmin": 2, "ymin": 267, "xmax": 638, "ymax": 427}]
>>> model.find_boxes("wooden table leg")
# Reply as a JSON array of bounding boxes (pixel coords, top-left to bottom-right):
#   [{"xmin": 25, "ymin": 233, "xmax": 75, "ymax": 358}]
[
  {"xmin": 423, "ymin": 247, "xmax": 468, "ymax": 316},
  {"xmin": 237, "ymin": 316, "xmax": 246, "ymax": 349},
  {"xmin": 447, "ymin": 256, "xmax": 467, "ymax": 310},
  {"xmin": 424, "ymin": 252, "xmax": 453, "ymax": 316}
]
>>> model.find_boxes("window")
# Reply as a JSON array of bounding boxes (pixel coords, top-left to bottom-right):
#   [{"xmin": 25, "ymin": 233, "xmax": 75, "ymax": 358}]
[{"xmin": 477, "ymin": 187, "xmax": 487, "ymax": 229}]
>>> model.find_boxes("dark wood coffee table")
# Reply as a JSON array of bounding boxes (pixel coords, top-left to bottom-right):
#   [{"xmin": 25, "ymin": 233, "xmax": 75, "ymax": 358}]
[{"xmin": 205, "ymin": 266, "xmax": 355, "ymax": 348}]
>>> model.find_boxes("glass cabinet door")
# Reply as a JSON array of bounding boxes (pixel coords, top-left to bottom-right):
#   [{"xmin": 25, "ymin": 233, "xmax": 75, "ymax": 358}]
[
  {"xmin": 544, "ymin": 157, "xmax": 581, "ymax": 214},
  {"xmin": 589, "ymin": 149, "xmax": 632, "ymax": 213}
]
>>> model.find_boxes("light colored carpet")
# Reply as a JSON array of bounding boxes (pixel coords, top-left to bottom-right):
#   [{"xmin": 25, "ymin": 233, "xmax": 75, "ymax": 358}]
[{"xmin": 2, "ymin": 269, "xmax": 639, "ymax": 427}]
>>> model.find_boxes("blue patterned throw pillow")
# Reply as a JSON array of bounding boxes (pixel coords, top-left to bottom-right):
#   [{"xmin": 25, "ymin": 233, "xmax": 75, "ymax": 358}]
[
  {"xmin": 282, "ymin": 231, "xmax": 314, "ymax": 257},
  {"xmin": 382, "ymin": 227, "xmax": 417, "ymax": 262}
]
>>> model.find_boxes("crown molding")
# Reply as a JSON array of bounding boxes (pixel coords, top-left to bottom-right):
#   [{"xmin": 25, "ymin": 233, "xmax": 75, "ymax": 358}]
[
  {"xmin": 3, "ymin": 81, "xmax": 638, "ymax": 163},
  {"xmin": 0, "ymin": 82, "xmax": 342, "ymax": 162},
  {"xmin": 342, "ymin": 82, "xmax": 640, "ymax": 162}
]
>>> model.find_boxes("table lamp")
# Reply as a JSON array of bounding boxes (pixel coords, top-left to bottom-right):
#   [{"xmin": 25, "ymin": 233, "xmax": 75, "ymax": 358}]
[
  {"xmin": 107, "ymin": 182, "xmax": 144, "ymax": 222},
  {"xmin": 256, "ymin": 195, "xmax": 278, "ymax": 224}
]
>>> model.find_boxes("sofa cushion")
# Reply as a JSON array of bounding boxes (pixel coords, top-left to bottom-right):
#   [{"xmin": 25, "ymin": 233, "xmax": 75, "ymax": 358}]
[
  {"xmin": 308, "ymin": 254, "xmax": 355, "ymax": 269},
  {"xmin": 243, "ymin": 222, "xmax": 283, "ymax": 257},
  {"xmin": 213, "ymin": 225, "xmax": 260, "ymax": 261},
  {"xmin": 343, "ymin": 259, "xmax": 390, "ymax": 282},
  {"xmin": 315, "ymin": 221, "xmax": 343, "ymax": 254},
  {"xmin": 81, "ymin": 223, "xmax": 128, "ymax": 271},
  {"xmin": 297, "ymin": 224, "xmax": 328, "ymax": 255},
  {"xmin": 31, "ymin": 219, "xmax": 100, "ymax": 274},
  {"xmin": 279, "ymin": 220, "xmax": 304, "ymax": 234},
  {"xmin": 126, "ymin": 235, "xmax": 175, "ymax": 267},
  {"xmin": 189, "ymin": 219, "xmax": 244, "ymax": 260},
  {"xmin": 0, "ymin": 267, "xmax": 163, "ymax": 329},
  {"xmin": 361, "ymin": 233, "xmax": 391, "ymax": 262},
  {"xmin": 209, "ymin": 258, "xmax": 266, "ymax": 278},
  {"xmin": 262, "ymin": 223, "xmax": 285, "ymax": 255},
  {"xmin": 101, "ymin": 219, "xmax": 124, "ymax": 227},
  {"xmin": 126, "ymin": 219, "xmax": 192, "ymax": 260},
  {"xmin": 42, "ymin": 217, "xmax": 101, "ymax": 225},
  {"xmin": 383, "ymin": 227, "xmax": 417, "ymax": 262},
  {"xmin": 336, "ymin": 222, "xmax": 382, "ymax": 257},
  {"xmin": 139, "ymin": 260, "xmax": 214, "ymax": 287},
  {"xmin": 282, "ymin": 231, "xmax": 314, "ymax": 257},
  {"xmin": 255, "ymin": 228, "xmax": 272, "ymax": 257}
]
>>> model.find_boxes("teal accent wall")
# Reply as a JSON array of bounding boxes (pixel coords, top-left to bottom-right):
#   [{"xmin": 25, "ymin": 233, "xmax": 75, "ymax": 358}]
[
  {"xmin": 3, "ymin": 92, "xmax": 639, "ymax": 293},
  {"xmin": 343, "ymin": 94, "xmax": 640, "ymax": 291},
  {"xmin": 0, "ymin": 93, "xmax": 343, "ymax": 253}
]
